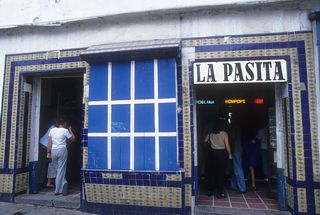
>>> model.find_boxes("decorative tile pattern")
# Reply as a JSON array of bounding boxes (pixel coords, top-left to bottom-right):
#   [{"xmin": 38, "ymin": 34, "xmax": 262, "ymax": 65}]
[
  {"xmin": 185, "ymin": 184, "xmax": 192, "ymax": 207},
  {"xmin": 315, "ymin": 189, "xmax": 320, "ymax": 214},
  {"xmin": 166, "ymin": 174, "xmax": 182, "ymax": 181},
  {"xmin": 102, "ymin": 173, "xmax": 123, "ymax": 179},
  {"xmin": 297, "ymin": 188, "xmax": 307, "ymax": 213},
  {"xmin": 85, "ymin": 183, "xmax": 181, "ymax": 208},
  {"xmin": 0, "ymin": 49, "xmax": 88, "ymax": 198},
  {"xmin": 182, "ymin": 65, "xmax": 192, "ymax": 178},
  {"xmin": 82, "ymin": 147, "xmax": 88, "ymax": 169},
  {"xmin": 185, "ymin": 31, "xmax": 317, "ymax": 214},
  {"xmin": 0, "ymin": 174, "xmax": 13, "ymax": 193},
  {"xmin": 15, "ymin": 173, "xmax": 28, "ymax": 193}
]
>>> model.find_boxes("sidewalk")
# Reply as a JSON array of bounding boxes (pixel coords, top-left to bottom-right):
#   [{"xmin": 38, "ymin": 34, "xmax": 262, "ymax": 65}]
[{"xmin": 0, "ymin": 202, "xmax": 96, "ymax": 215}]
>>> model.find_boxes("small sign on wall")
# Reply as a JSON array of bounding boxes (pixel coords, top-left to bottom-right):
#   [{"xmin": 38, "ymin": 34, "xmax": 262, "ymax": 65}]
[{"xmin": 193, "ymin": 59, "xmax": 287, "ymax": 84}]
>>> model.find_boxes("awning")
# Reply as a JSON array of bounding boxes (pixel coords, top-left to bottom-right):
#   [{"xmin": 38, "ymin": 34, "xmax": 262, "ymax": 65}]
[{"xmin": 80, "ymin": 39, "xmax": 181, "ymax": 63}]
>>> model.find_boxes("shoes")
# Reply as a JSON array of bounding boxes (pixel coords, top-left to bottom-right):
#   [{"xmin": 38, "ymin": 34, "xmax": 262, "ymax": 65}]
[
  {"xmin": 62, "ymin": 182, "xmax": 68, "ymax": 196},
  {"xmin": 250, "ymin": 186, "xmax": 257, "ymax": 191},
  {"xmin": 54, "ymin": 193, "xmax": 62, "ymax": 196},
  {"xmin": 46, "ymin": 184, "xmax": 54, "ymax": 188},
  {"xmin": 216, "ymin": 193, "xmax": 226, "ymax": 199}
]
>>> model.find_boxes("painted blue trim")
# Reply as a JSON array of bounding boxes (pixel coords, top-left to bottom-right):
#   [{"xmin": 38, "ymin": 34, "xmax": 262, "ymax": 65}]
[
  {"xmin": 195, "ymin": 41, "xmax": 304, "ymax": 52},
  {"xmin": 277, "ymin": 168, "xmax": 287, "ymax": 211},
  {"xmin": 29, "ymin": 161, "xmax": 38, "ymax": 194}
]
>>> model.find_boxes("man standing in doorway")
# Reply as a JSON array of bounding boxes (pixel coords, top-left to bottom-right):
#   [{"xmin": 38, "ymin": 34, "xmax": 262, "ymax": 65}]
[
  {"xmin": 47, "ymin": 118, "xmax": 75, "ymax": 196},
  {"xmin": 230, "ymin": 115, "xmax": 246, "ymax": 193}
]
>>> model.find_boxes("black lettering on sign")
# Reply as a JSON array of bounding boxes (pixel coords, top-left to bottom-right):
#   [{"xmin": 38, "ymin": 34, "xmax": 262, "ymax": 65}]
[
  {"xmin": 274, "ymin": 61, "xmax": 285, "ymax": 80},
  {"xmin": 245, "ymin": 62, "xmax": 254, "ymax": 81},
  {"xmin": 223, "ymin": 63, "xmax": 232, "ymax": 82},
  {"xmin": 207, "ymin": 64, "xmax": 216, "ymax": 82},
  {"xmin": 196, "ymin": 64, "xmax": 205, "ymax": 82},
  {"xmin": 234, "ymin": 63, "xmax": 245, "ymax": 82},
  {"xmin": 256, "ymin": 62, "xmax": 263, "ymax": 81},
  {"xmin": 263, "ymin": 62, "xmax": 272, "ymax": 81}
]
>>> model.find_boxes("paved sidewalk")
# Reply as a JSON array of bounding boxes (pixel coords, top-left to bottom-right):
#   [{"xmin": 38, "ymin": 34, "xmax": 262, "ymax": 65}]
[{"xmin": 0, "ymin": 202, "xmax": 96, "ymax": 215}]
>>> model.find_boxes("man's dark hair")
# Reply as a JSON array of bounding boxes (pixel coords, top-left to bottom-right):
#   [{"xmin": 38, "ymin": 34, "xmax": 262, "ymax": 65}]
[{"xmin": 56, "ymin": 118, "xmax": 67, "ymax": 126}]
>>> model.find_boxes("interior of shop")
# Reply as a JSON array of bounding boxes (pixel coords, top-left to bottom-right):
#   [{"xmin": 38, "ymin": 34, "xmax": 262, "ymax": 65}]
[
  {"xmin": 195, "ymin": 83, "xmax": 279, "ymax": 209},
  {"xmin": 38, "ymin": 76, "xmax": 83, "ymax": 193}
]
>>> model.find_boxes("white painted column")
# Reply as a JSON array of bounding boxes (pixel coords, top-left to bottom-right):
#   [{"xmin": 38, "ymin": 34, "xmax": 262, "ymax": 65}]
[{"xmin": 29, "ymin": 78, "xmax": 41, "ymax": 162}]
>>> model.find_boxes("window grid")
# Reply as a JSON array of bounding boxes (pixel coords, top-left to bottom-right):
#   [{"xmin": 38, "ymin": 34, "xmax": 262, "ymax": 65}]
[
  {"xmin": 107, "ymin": 62, "xmax": 112, "ymax": 169},
  {"xmin": 88, "ymin": 59, "xmax": 177, "ymax": 171},
  {"xmin": 130, "ymin": 61, "xmax": 135, "ymax": 170}
]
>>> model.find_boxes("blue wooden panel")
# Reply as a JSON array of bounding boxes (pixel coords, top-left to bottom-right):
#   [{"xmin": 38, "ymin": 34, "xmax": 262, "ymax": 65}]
[
  {"xmin": 135, "ymin": 60, "xmax": 154, "ymax": 99},
  {"xmin": 111, "ymin": 137, "xmax": 130, "ymax": 170},
  {"xmin": 111, "ymin": 104, "xmax": 130, "ymax": 132},
  {"xmin": 134, "ymin": 104, "xmax": 155, "ymax": 132},
  {"xmin": 88, "ymin": 105, "xmax": 108, "ymax": 133},
  {"xmin": 158, "ymin": 59, "xmax": 176, "ymax": 99},
  {"xmin": 88, "ymin": 137, "xmax": 108, "ymax": 169},
  {"xmin": 134, "ymin": 137, "xmax": 155, "ymax": 170},
  {"xmin": 159, "ymin": 137, "xmax": 178, "ymax": 171},
  {"xmin": 89, "ymin": 64, "xmax": 108, "ymax": 101},
  {"xmin": 159, "ymin": 103, "xmax": 176, "ymax": 132},
  {"xmin": 112, "ymin": 62, "xmax": 131, "ymax": 100}
]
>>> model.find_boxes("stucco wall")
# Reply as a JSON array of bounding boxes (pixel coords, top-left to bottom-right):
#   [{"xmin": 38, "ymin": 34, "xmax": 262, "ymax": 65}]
[{"xmin": 0, "ymin": 0, "xmax": 296, "ymax": 27}]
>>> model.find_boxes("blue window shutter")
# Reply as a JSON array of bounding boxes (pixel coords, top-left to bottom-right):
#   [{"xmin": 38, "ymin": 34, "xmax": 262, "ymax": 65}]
[
  {"xmin": 89, "ymin": 64, "xmax": 108, "ymax": 101},
  {"xmin": 88, "ymin": 137, "xmax": 108, "ymax": 169},
  {"xmin": 112, "ymin": 62, "xmax": 131, "ymax": 100},
  {"xmin": 158, "ymin": 59, "xmax": 176, "ymax": 99},
  {"xmin": 135, "ymin": 60, "xmax": 154, "ymax": 99}
]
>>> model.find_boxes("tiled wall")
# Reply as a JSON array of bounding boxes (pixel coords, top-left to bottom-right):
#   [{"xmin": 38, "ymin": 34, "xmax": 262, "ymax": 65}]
[
  {"xmin": 0, "ymin": 31, "xmax": 319, "ymax": 215},
  {"xmin": 182, "ymin": 31, "xmax": 319, "ymax": 215},
  {"xmin": 0, "ymin": 49, "xmax": 88, "ymax": 200}
]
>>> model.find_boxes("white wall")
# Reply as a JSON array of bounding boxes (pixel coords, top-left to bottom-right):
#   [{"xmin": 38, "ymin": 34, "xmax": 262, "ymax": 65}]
[
  {"xmin": 0, "ymin": 0, "xmax": 293, "ymax": 27},
  {"xmin": 0, "ymin": 4, "xmax": 317, "ymax": 115}
]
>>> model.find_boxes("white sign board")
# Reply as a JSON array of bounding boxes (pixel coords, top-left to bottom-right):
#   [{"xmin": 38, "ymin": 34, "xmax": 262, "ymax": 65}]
[{"xmin": 193, "ymin": 59, "xmax": 287, "ymax": 84}]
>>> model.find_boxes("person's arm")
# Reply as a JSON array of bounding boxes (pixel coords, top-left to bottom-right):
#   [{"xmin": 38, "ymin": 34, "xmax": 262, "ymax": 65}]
[
  {"xmin": 47, "ymin": 136, "xmax": 52, "ymax": 159},
  {"xmin": 204, "ymin": 133, "xmax": 210, "ymax": 144},
  {"xmin": 68, "ymin": 126, "xmax": 76, "ymax": 142},
  {"xmin": 224, "ymin": 132, "xmax": 232, "ymax": 159}
]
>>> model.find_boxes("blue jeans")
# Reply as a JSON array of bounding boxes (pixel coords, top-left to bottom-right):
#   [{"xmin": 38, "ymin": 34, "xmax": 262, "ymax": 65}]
[{"xmin": 231, "ymin": 152, "xmax": 246, "ymax": 192}]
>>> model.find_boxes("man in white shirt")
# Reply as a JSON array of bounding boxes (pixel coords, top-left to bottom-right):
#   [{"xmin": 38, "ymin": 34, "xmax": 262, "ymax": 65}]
[{"xmin": 47, "ymin": 118, "xmax": 75, "ymax": 196}]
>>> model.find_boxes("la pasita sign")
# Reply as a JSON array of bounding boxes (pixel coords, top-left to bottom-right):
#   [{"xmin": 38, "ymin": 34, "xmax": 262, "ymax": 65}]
[{"xmin": 193, "ymin": 59, "xmax": 287, "ymax": 84}]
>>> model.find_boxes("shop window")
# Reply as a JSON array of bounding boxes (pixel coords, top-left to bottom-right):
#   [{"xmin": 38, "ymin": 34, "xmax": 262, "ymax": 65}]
[{"xmin": 88, "ymin": 58, "xmax": 178, "ymax": 171}]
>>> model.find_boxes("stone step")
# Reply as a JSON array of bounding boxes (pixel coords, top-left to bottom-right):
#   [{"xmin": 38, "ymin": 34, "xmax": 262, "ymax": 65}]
[{"xmin": 14, "ymin": 193, "xmax": 80, "ymax": 209}]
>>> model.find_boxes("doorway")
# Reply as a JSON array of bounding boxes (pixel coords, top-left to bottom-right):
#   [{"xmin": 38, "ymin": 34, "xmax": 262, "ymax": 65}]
[
  {"xmin": 195, "ymin": 83, "xmax": 283, "ymax": 210},
  {"xmin": 31, "ymin": 74, "xmax": 83, "ymax": 195}
]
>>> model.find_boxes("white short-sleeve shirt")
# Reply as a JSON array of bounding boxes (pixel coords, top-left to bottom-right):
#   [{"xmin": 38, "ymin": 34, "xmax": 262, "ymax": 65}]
[{"xmin": 49, "ymin": 127, "xmax": 72, "ymax": 149}]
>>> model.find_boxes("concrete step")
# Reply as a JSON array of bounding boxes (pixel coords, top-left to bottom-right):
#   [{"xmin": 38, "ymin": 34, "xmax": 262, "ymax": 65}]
[{"xmin": 15, "ymin": 193, "xmax": 80, "ymax": 209}]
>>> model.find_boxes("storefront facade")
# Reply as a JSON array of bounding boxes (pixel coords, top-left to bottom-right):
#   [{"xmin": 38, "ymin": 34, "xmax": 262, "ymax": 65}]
[{"xmin": 0, "ymin": 1, "xmax": 320, "ymax": 215}]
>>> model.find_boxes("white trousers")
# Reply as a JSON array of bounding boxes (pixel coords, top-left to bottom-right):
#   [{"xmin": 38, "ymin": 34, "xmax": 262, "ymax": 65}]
[{"xmin": 51, "ymin": 147, "xmax": 67, "ymax": 194}]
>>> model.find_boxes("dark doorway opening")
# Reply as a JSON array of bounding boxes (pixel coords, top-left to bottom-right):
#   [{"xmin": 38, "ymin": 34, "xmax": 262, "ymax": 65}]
[
  {"xmin": 195, "ymin": 83, "xmax": 279, "ymax": 210},
  {"xmin": 38, "ymin": 76, "xmax": 83, "ymax": 192}
]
